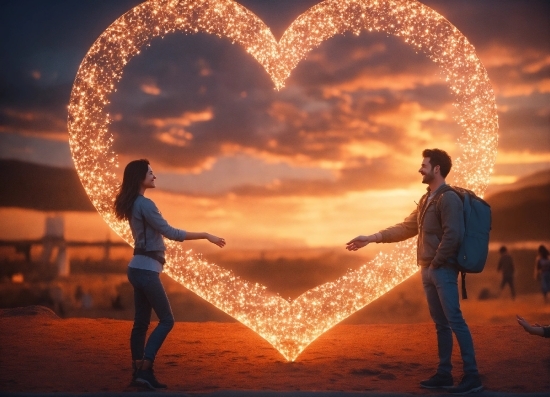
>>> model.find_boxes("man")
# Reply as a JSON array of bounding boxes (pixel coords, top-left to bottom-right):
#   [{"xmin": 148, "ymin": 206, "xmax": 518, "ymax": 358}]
[
  {"xmin": 497, "ymin": 246, "xmax": 515, "ymax": 299},
  {"xmin": 346, "ymin": 148, "xmax": 482, "ymax": 394}
]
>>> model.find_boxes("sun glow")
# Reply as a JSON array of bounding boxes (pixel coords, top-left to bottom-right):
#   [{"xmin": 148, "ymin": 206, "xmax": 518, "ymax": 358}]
[{"xmin": 67, "ymin": 0, "xmax": 498, "ymax": 361}]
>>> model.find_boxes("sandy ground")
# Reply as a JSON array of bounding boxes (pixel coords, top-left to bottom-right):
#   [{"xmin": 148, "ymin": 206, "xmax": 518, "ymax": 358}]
[{"xmin": 1, "ymin": 306, "xmax": 549, "ymax": 395}]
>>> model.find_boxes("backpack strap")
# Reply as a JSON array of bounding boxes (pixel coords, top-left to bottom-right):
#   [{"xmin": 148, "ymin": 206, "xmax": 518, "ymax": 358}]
[
  {"xmin": 459, "ymin": 273, "xmax": 467, "ymax": 299},
  {"xmin": 432, "ymin": 186, "xmax": 469, "ymax": 300},
  {"xmin": 433, "ymin": 185, "xmax": 462, "ymax": 223},
  {"xmin": 417, "ymin": 191, "xmax": 435, "ymax": 231}
]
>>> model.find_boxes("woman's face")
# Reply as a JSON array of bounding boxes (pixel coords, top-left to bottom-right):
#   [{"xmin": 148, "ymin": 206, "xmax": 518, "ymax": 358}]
[{"xmin": 141, "ymin": 165, "xmax": 156, "ymax": 190}]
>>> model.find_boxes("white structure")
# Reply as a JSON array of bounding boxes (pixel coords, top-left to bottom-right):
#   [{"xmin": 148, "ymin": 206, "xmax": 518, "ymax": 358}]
[
  {"xmin": 45, "ymin": 215, "xmax": 64, "ymax": 238},
  {"xmin": 41, "ymin": 215, "xmax": 70, "ymax": 276}
]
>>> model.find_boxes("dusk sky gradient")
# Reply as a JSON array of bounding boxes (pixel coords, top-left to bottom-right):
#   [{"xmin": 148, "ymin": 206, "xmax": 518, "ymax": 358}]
[{"xmin": 1, "ymin": 0, "xmax": 549, "ymax": 249}]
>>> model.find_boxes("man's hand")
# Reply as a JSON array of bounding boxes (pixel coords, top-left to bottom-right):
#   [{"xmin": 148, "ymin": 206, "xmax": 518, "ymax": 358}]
[{"xmin": 346, "ymin": 234, "xmax": 378, "ymax": 251}]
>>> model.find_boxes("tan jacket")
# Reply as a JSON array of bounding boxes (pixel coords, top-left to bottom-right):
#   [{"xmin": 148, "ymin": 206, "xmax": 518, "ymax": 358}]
[{"xmin": 378, "ymin": 184, "xmax": 464, "ymax": 268}]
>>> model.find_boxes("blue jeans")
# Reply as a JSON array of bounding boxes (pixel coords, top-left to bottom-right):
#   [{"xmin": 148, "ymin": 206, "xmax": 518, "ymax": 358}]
[
  {"xmin": 541, "ymin": 271, "xmax": 550, "ymax": 297},
  {"xmin": 127, "ymin": 267, "xmax": 174, "ymax": 363},
  {"xmin": 421, "ymin": 265, "xmax": 478, "ymax": 376}
]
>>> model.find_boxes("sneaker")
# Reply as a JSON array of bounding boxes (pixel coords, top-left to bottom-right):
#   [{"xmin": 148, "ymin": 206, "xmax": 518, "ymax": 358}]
[
  {"xmin": 128, "ymin": 361, "xmax": 140, "ymax": 387},
  {"xmin": 448, "ymin": 374, "xmax": 483, "ymax": 394},
  {"xmin": 420, "ymin": 372, "xmax": 454, "ymax": 389},
  {"xmin": 135, "ymin": 367, "xmax": 167, "ymax": 390}
]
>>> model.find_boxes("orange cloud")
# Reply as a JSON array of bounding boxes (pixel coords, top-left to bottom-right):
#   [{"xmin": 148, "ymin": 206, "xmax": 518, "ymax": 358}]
[
  {"xmin": 147, "ymin": 108, "xmax": 213, "ymax": 128},
  {"xmin": 140, "ymin": 82, "xmax": 161, "ymax": 95},
  {"xmin": 157, "ymin": 128, "xmax": 193, "ymax": 147},
  {"xmin": 322, "ymin": 70, "xmax": 442, "ymax": 97},
  {"xmin": 479, "ymin": 44, "xmax": 550, "ymax": 97},
  {"xmin": 523, "ymin": 55, "xmax": 550, "ymax": 74},
  {"xmin": 145, "ymin": 108, "xmax": 213, "ymax": 147},
  {"xmin": 496, "ymin": 150, "xmax": 550, "ymax": 165}
]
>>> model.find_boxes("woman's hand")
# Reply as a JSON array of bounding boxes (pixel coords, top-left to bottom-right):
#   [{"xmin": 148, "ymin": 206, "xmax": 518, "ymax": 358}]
[
  {"xmin": 184, "ymin": 232, "xmax": 226, "ymax": 247},
  {"xmin": 207, "ymin": 233, "xmax": 226, "ymax": 248}
]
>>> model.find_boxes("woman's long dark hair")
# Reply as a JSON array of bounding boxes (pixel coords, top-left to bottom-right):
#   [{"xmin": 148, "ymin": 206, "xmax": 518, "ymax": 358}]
[
  {"xmin": 114, "ymin": 159, "xmax": 150, "ymax": 221},
  {"xmin": 539, "ymin": 245, "xmax": 549, "ymax": 260}
]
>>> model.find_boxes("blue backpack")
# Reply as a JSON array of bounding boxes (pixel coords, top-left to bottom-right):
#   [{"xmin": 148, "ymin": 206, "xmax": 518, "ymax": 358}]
[{"xmin": 434, "ymin": 186, "xmax": 492, "ymax": 299}]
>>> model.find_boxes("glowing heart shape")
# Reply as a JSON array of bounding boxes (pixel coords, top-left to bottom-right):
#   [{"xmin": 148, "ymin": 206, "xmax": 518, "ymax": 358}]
[{"xmin": 68, "ymin": 0, "xmax": 497, "ymax": 361}]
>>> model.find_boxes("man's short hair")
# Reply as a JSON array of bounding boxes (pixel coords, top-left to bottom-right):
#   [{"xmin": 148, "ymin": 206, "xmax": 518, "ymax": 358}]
[{"xmin": 422, "ymin": 148, "xmax": 452, "ymax": 177}]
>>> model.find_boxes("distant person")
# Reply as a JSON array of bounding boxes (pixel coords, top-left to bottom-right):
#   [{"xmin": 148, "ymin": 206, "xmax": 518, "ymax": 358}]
[
  {"xmin": 346, "ymin": 149, "xmax": 482, "ymax": 394},
  {"xmin": 497, "ymin": 246, "xmax": 515, "ymax": 299},
  {"xmin": 535, "ymin": 245, "xmax": 550, "ymax": 303},
  {"xmin": 111, "ymin": 293, "xmax": 124, "ymax": 310},
  {"xmin": 49, "ymin": 285, "xmax": 65, "ymax": 317},
  {"xmin": 74, "ymin": 285, "xmax": 84, "ymax": 308},
  {"xmin": 81, "ymin": 290, "xmax": 93, "ymax": 310},
  {"xmin": 516, "ymin": 315, "xmax": 550, "ymax": 338},
  {"xmin": 114, "ymin": 159, "xmax": 226, "ymax": 390}
]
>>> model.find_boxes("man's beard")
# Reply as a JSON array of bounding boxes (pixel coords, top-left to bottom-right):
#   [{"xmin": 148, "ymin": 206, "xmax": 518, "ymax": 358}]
[{"xmin": 422, "ymin": 172, "xmax": 434, "ymax": 184}]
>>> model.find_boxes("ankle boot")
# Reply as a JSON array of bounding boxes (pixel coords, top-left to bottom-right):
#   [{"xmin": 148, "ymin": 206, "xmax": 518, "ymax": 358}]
[{"xmin": 135, "ymin": 364, "xmax": 167, "ymax": 390}]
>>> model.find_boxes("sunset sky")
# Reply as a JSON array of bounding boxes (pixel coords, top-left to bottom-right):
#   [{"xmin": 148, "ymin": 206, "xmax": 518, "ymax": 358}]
[{"xmin": 1, "ymin": 0, "xmax": 549, "ymax": 250}]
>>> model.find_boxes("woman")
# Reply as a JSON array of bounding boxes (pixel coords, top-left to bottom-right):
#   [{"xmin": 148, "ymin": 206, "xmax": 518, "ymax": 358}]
[
  {"xmin": 114, "ymin": 159, "xmax": 225, "ymax": 390},
  {"xmin": 535, "ymin": 245, "xmax": 550, "ymax": 303}
]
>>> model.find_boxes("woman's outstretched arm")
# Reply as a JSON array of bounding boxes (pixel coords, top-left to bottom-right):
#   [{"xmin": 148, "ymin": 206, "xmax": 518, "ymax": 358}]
[{"xmin": 185, "ymin": 232, "xmax": 226, "ymax": 248}]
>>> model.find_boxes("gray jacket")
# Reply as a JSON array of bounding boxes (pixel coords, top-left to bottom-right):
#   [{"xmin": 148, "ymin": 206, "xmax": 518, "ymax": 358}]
[
  {"xmin": 130, "ymin": 195, "xmax": 186, "ymax": 256},
  {"xmin": 378, "ymin": 184, "xmax": 464, "ymax": 268}
]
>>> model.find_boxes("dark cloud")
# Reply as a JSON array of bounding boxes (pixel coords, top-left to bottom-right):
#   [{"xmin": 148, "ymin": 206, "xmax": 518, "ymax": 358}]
[
  {"xmin": 421, "ymin": 0, "xmax": 550, "ymax": 52},
  {"xmin": 1, "ymin": 0, "xmax": 548, "ymax": 196},
  {"xmin": 237, "ymin": 0, "xmax": 322, "ymax": 40},
  {"xmin": 0, "ymin": 0, "xmax": 144, "ymax": 135},
  {"xmin": 108, "ymin": 32, "xmax": 276, "ymax": 167},
  {"xmin": 205, "ymin": 156, "xmax": 415, "ymax": 198},
  {"xmin": 106, "ymin": 27, "xmax": 452, "ymax": 173},
  {"xmin": 0, "ymin": 80, "xmax": 71, "ymax": 134},
  {"xmin": 498, "ymin": 105, "xmax": 550, "ymax": 153},
  {"xmin": 290, "ymin": 31, "xmax": 438, "ymax": 88}
]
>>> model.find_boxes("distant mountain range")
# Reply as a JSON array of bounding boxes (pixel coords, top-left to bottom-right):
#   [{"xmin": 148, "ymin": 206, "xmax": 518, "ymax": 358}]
[
  {"xmin": 0, "ymin": 159, "xmax": 94, "ymax": 212},
  {"xmin": 1, "ymin": 159, "xmax": 549, "ymax": 242},
  {"xmin": 485, "ymin": 170, "xmax": 550, "ymax": 242}
]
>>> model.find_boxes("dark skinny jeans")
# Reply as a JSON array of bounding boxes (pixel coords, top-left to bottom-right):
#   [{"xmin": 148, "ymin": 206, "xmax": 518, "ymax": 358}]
[{"xmin": 127, "ymin": 267, "xmax": 174, "ymax": 363}]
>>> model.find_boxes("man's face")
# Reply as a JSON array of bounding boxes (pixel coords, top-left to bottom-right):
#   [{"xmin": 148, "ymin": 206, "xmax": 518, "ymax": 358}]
[{"xmin": 419, "ymin": 157, "xmax": 435, "ymax": 184}]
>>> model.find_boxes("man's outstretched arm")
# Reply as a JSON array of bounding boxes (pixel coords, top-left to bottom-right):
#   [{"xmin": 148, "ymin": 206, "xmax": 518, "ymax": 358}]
[
  {"xmin": 346, "ymin": 208, "xmax": 419, "ymax": 251},
  {"xmin": 346, "ymin": 233, "xmax": 382, "ymax": 251}
]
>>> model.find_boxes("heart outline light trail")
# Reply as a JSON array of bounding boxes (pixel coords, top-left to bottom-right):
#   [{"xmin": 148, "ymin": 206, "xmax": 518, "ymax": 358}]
[{"xmin": 67, "ymin": 0, "xmax": 498, "ymax": 361}]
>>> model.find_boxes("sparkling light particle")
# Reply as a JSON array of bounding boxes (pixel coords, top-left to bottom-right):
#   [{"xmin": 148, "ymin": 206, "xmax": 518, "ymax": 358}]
[{"xmin": 68, "ymin": 0, "xmax": 498, "ymax": 361}]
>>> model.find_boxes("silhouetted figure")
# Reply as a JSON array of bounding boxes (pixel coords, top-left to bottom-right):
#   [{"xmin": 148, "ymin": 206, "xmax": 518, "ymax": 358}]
[
  {"xmin": 49, "ymin": 285, "xmax": 65, "ymax": 317},
  {"xmin": 81, "ymin": 291, "xmax": 93, "ymax": 310},
  {"xmin": 535, "ymin": 245, "xmax": 550, "ymax": 303},
  {"xmin": 497, "ymin": 246, "xmax": 515, "ymax": 299},
  {"xmin": 74, "ymin": 285, "xmax": 84, "ymax": 308},
  {"xmin": 112, "ymin": 294, "xmax": 124, "ymax": 310}
]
